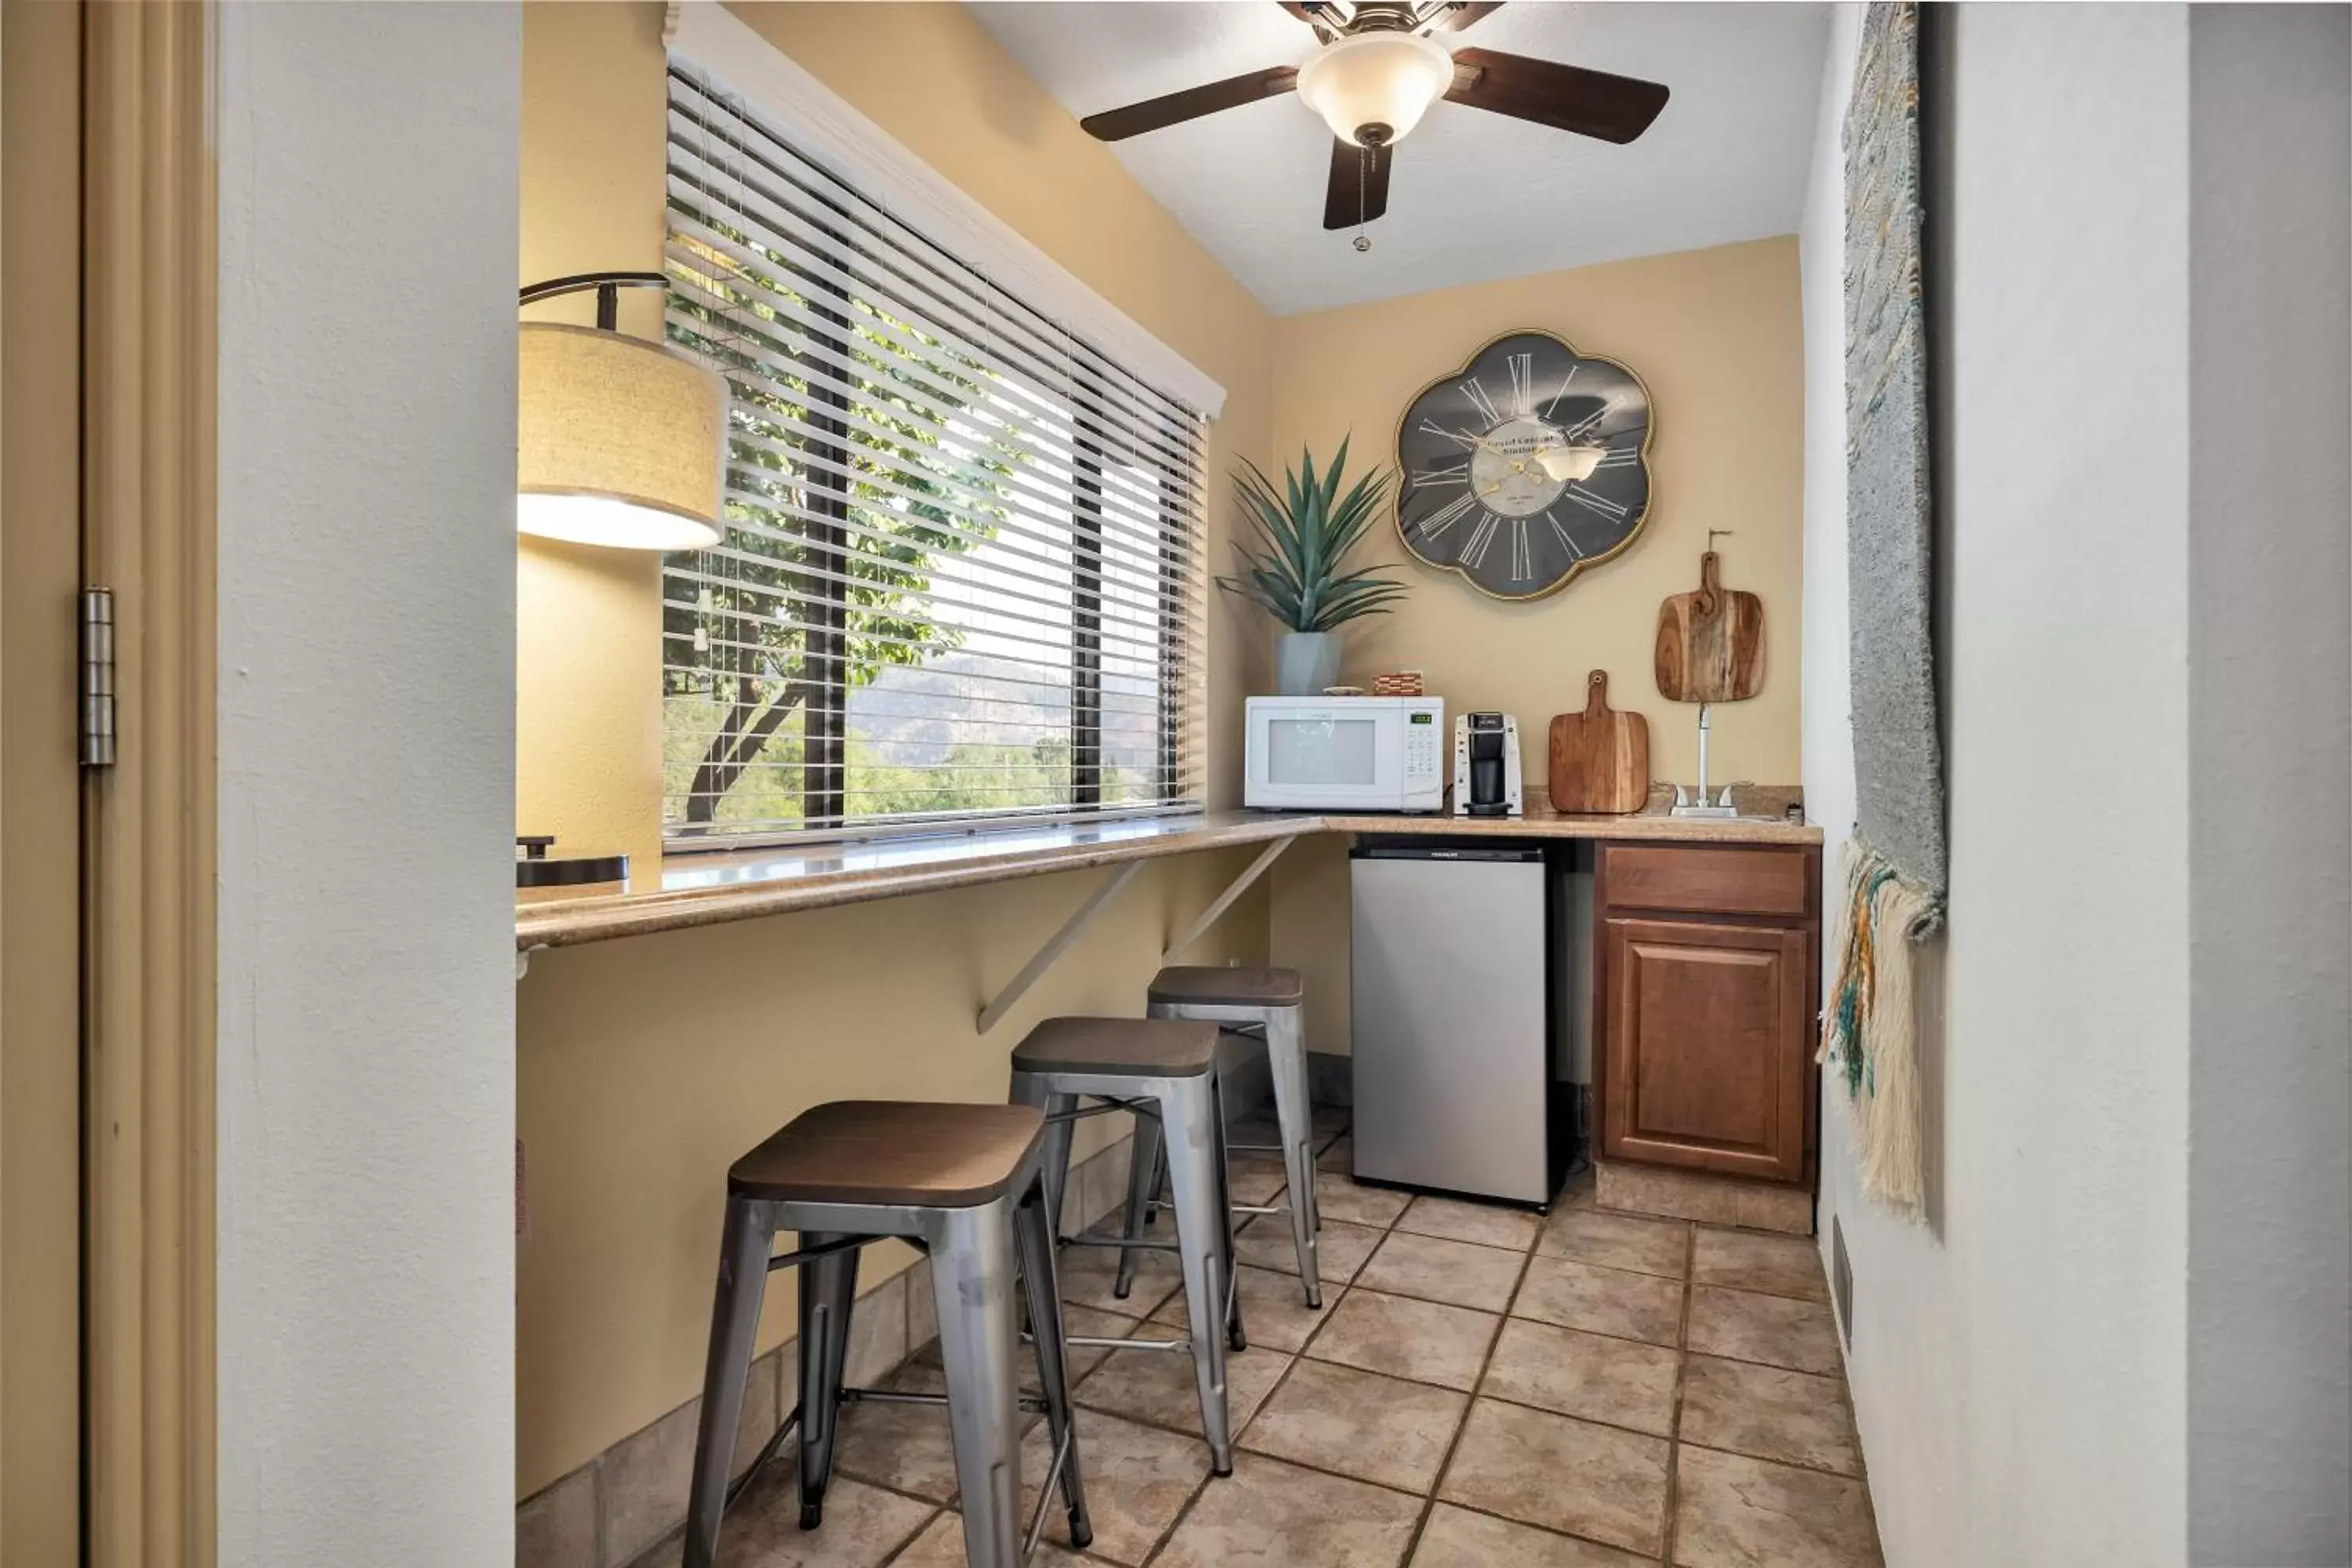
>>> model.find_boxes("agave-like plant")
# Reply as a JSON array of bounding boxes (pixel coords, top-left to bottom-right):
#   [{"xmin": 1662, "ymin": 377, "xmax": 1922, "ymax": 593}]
[{"xmin": 1218, "ymin": 437, "xmax": 1409, "ymax": 633}]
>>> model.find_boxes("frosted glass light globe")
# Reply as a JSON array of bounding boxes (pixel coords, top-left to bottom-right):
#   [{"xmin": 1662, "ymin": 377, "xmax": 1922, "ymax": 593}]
[{"xmin": 1296, "ymin": 31, "xmax": 1454, "ymax": 147}]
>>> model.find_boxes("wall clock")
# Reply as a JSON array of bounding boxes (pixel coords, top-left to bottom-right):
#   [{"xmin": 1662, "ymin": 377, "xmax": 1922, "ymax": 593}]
[{"xmin": 1392, "ymin": 330, "xmax": 1655, "ymax": 601}]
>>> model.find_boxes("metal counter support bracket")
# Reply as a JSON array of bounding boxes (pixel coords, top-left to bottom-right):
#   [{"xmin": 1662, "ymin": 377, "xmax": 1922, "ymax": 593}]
[
  {"xmin": 976, "ymin": 861, "xmax": 1145, "ymax": 1034},
  {"xmin": 1160, "ymin": 834, "xmax": 1296, "ymax": 966}
]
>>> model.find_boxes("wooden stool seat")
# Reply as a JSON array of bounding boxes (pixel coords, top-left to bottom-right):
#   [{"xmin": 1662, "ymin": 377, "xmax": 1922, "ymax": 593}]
[
  {"xmin": 1146, "ymin": 965, "xmax": 1303, "ymax": 1008},
  {"xmin": 728, "ymin": 1101, "xmax": 1045, "ymax": 1208},
  {"xmin": 1011, "ymin": 1016, "xmax": 1218, "ymax": 1079}
]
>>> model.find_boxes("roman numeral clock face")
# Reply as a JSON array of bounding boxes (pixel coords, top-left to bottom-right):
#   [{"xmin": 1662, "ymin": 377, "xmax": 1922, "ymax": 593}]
[{"xmin": 1394, "ymin": 332, "xmax": 1655, "ymax": 601}]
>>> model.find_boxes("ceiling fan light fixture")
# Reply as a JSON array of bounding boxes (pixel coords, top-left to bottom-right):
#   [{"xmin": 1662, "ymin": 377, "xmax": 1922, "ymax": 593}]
[{"xmin": 1296, "ymin": 31, "xmax": 1454, "ymax": 147}]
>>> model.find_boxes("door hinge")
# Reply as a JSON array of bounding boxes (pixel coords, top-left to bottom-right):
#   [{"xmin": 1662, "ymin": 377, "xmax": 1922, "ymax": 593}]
[{"xmin": 80, "ymin": 586, "xmax": 116, "ymax": 768}]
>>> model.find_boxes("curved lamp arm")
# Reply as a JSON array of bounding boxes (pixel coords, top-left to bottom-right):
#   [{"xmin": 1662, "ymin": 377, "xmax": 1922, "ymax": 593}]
[{"xmin": 518, "ymin": 270, "xmax": 670, "ymax": 330}]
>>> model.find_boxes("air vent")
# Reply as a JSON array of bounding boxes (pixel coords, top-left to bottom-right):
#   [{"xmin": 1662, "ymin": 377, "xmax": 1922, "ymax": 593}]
[{"xmin": 1832, "ymin": 1214, "xmax": 1855, "ymax": 1348}]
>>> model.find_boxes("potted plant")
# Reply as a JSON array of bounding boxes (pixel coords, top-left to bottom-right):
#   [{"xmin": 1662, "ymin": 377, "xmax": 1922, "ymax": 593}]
[{"xmin": 1218, "ymin": 437, "xmax": 1408, "ymax": 695}]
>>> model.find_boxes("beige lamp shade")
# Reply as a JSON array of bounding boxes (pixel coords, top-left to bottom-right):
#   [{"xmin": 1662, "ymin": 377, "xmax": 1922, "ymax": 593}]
[{"xmin": 517, "ymin": 321, "xmax": 727, "ymax": 550}]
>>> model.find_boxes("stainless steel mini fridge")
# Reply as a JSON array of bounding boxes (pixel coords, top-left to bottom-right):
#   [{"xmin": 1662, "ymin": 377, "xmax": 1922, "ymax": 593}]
[{"xmin": 1349, "ymin": 837, "xmax": 1566, "ymax": 1207}]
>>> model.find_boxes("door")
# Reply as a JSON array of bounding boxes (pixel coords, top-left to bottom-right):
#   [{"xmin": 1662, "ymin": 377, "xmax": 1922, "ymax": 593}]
[{"xmin": 1602, "ymin": 917, "xmax": 1809, "ymax": 1181}]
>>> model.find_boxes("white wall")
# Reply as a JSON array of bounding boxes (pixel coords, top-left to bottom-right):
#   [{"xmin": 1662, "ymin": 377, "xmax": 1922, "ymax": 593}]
[
  {"xmin": 216, "ymin": 5, "xmax": 521, "ymax": 1564},
  {"xmin": 1803, "ymin": 7, "xmax": 2196, "ymax": 1564},
  {"xmin": 2184, "ymin": 8, "xmax": 2351, "ymax": 1560}
]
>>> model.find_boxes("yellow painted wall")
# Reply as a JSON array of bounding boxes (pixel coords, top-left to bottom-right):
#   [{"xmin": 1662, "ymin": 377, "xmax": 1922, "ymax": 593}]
[
  {"xmin": 514, "ymin": 2, "xmax": 1279, "ymax": 1496},
  {"xmin": 517, "ymin": 2, "xmax": 670, "ymax": 875},
  {"xmin": 1265, "ymin": 238, "xmax": 1807, "ymax": 1054}
]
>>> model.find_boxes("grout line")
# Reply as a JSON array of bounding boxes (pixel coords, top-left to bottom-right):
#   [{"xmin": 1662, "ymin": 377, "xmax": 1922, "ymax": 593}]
[
  {"xmin": 1659, "ymin": 1220, "xmax": 1698, "ymax": 1567},
  {"xmin": 1393, "ymin": 1202, "xmax": 1544, "ymax": 1565}
]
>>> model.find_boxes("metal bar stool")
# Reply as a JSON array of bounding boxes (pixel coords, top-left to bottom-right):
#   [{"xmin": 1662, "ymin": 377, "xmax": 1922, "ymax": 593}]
[
  {"xmin": 1007, "ymin": 1016, "xmax": 1243, "ymax": 1475},
  {"xmin": 683, "ymin": 1101, "xmax": 1091, "ymax": 1568},
  {"xmin": 1124, "ymin": 966, "xmax": 1321, "ymax": 1308}
]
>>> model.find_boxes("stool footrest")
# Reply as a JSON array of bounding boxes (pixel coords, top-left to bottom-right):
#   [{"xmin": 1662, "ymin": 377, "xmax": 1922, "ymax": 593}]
[
  {"xmin": 1062, "ymin": 1332, "xmax": 1189, "ymax": 1353},
  {"xmin": 842, "ymin": 1385, "xmax": 1049, "ymax": 1415},
  {"xmin": 1062, "ymin": 1233, "xmax": 1179, "ymax": 1254}
]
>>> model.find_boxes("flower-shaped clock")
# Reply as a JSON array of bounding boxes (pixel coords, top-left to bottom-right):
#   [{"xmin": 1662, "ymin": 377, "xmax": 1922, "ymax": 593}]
[{"xmin": 1392, "ymin": 330, "xmax": 1656, "ymax": 601}]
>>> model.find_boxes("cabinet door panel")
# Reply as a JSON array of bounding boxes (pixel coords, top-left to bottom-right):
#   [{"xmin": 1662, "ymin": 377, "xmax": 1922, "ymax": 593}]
[{"xmin": 1602, "ymin": 917, "xmax": 1809, "ymax": 1181}]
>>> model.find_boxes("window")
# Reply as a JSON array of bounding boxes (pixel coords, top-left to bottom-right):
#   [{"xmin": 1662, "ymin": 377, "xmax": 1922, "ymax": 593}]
[{"xmin": 659, "ymin": 67, "xmax": 1208, "ymax": 844}]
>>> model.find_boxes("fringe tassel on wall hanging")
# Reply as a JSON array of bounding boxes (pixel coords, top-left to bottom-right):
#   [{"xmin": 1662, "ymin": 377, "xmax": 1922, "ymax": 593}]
[{"xmin": 1820, "ymin": 837, "xmax": 1942, "ymax": 1219}]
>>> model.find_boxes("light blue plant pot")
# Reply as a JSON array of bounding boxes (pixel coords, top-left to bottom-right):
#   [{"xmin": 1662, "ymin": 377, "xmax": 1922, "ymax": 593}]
[{"xmin": 1276, "ymin": 631, "xmax": 1341, "ymax": 696}]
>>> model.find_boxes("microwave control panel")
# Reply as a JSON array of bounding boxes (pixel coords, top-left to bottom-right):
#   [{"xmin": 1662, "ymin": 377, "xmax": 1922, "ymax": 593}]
[{"xmin": 1404, "ymin": 706, "xmax": 1444, "ymax": 787}]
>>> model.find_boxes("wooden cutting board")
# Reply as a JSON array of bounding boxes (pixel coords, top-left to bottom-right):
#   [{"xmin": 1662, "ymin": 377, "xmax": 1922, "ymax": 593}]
[
  {"xmin": 1549, "ymin": 670, "xmax": 1650, "ymax": 815},
  {"xmin": 1654, "ymin": 551, "xmax": 1765, "ymax": 702}
]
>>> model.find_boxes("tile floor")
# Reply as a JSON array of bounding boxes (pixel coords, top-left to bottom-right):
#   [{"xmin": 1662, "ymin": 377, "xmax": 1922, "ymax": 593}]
[{"xmin": 657, "ymin": 1112, "xmax": 1882, "ymax": 1568}]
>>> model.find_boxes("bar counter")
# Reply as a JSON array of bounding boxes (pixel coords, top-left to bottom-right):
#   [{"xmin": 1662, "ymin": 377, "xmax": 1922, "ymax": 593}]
[{"xmin": 517, "ymin": 794, "xmax": 1822, "ymax": 954}]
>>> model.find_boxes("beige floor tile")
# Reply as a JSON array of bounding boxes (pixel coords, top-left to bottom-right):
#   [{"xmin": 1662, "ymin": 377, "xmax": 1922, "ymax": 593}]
[
  {"xmin": 891, "ymin": 1510, "xmax": 1098, "ymax": 1567},
  {"xmin": 1153, "ymin": 1452, "xmax": 1422, "ymax": 1568},
  {"xmin": 1074, "ymin": 1341, "xmax": 1291, "ymax": 1439},
  {"xmin": 1685, "ymin": 1287, "xmax": 1843, "ymax": 1377},
  {"xmin": 1151, "ymin": 1263, "xmax": 1335, "ymax": 1352},
  {"xmin": 1690, "ymin": 1229, "xmax": 1829, "ymax": 1302},
  {"xmin": 1438, "ymin": 1399, "xmax": 1670, "ymax": 1556},
  {"xmin": 1227, "ymin": 1153, "xmax": 1292, "ymax": 1207},
  {"xmin": 1557, "ymin": 1166, "xmax": 1598, "ymax": 1210},
  {"xmin": 1679, "ymin": 1356, "xmax": 1860, "ymax": 1476},
  {"xmin": 1356, "ymin": 1231, "xmax": 1527, "ymax": 1313},
  {"xmin": 1671, "ymin": 1446, "xmax": 1883, "ymax": 1568},
  {"xmin": 1409, "ymin": 1503, "xmax": 1657, "ymax": 1567},
  {"xmin": 1237, "ymin": 1214, "xmax": 1382, "ymax": 1283},
  {"xmin": 1395, "ymin": 1194, "xmax": 1542, "ymax": 1251},
  {"xmin": 1058, "ymin": 1243, "xmax": 1185, "ymax": 1319},
  {"xmin": 1015, "ymin": 1410, "xmax": 1211, "ymax": 1565},
  {"xmin": 1240, "ymin": 1359, "xmax": 1469, "ymax": 1494},
  {"xmin": 1319, "ymin": 1137, "xmax": 1355, "ymax": 1173},
  {"xmin": 1306, "ymin": 1289, "xmax": 1500, "ymax": 1392},
  {"xmin": 1512, "ymin": 1257, "xmax": 1685, "ymax": 1347},
  {"xmin": 1538, "ymin": 1211, "xmax": 1690, "ymax": 1279},
  {"xmin": 1479, "ymin": 1318, "xmax": 1679, "ymax": 1437},
  {"xmin": 830, "ymin": 1395, "xmax": 962, "ymax": 1502},
  {"xmin": 1316, "ymin": 1178, "xmax": 1412, "ymax": 1229},
  {"xmin": 678, "ymin": 1471, "xmax": 936, "ymax": 1568}
]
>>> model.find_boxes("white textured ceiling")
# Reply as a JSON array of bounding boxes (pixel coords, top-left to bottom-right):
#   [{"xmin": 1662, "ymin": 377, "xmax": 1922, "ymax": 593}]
[{"xmin": 970, "ymin": 2, "xmax": 1830, "ymax": 315}]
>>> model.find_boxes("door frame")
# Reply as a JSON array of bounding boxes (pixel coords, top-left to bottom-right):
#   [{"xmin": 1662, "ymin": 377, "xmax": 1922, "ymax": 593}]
[
  {"xmin": 82, "ymin": 3, "xmax": 219, "ymax": 1560},
  {"xmin": 1, "ymin": 2, "xmax": 220, "ymax": 1562}
]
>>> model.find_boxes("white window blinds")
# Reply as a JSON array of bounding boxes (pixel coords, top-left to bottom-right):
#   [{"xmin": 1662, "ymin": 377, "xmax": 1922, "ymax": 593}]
[{"xmin": 659, "ymin": 65, "xmax": 1210, "ymax": 844}]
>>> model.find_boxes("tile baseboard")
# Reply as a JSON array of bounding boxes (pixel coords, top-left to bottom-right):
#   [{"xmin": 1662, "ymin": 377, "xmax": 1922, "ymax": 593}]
[
  {"xmin": 1595, "ymin": 1158, "xmax": 1816, "ymax": 1236},
  {"xmin": 517, "ymin": 1132, "xmax": 1138, "ymax": 1568}
]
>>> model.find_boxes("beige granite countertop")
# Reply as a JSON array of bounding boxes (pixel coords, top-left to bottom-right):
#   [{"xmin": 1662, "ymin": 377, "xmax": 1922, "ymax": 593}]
[{"xmin": 515, "ymin": 790, "xmax": 1820, "ymax": 952}]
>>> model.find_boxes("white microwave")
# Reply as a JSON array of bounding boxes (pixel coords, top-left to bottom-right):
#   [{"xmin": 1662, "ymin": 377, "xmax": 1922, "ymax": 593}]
[{"xmin": 1244, "ymin": 695, "xmax": 1446, "ymax": 813}]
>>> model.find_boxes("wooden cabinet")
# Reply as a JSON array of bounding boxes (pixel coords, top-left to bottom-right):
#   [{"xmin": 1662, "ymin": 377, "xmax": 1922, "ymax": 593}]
[{"xmin": 1595, "ymin": 844, "xmax": 1820, "ymax": 1184}]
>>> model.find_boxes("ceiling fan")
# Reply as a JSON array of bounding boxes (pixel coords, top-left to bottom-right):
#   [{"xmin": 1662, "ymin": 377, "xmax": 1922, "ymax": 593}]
[{"xmin": 1078, "ymin": 2, "xmax": 1671, "ymax": 233}]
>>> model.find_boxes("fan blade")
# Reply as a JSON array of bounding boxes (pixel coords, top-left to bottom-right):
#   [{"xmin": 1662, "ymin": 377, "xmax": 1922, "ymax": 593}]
[
  {"xmin": 1322, "ymin": 137, "xmax": 1393, "ymax": 230},
  {"xmin": 1423, "ymin": 2, "xmax": 1504, "ymax": 32},
  {"xmin": 1080, "ymin": 65, "xmax": 1301, "ymax": 141},
  {"xmin": 1445, "ymin": 48, "xmax": 1670, "ymax": 143}
]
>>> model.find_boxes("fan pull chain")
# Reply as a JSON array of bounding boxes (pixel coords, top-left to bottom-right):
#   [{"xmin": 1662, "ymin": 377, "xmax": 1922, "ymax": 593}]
[{"xmin": 1353, "ymin": 145, "xmax": 1373, "ymax": 253}]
